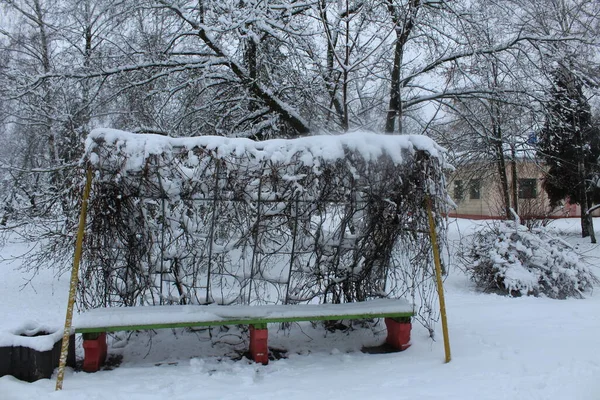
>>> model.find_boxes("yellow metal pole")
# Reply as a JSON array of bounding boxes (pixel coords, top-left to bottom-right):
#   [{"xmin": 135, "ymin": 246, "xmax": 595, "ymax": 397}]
[
  {"xmin": 426, "ymin": 195, "xmax": 451, "ymax": 363},
  {"xmin": 55, "ymin": 168, "xmax": 93, "ymax": 391}
]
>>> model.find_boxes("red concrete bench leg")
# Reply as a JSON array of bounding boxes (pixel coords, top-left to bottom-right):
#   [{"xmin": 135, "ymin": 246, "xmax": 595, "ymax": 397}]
[
  {"xmin": 82, "ymin": 332, "xmax": 107, "ymax": 372},
  {"xmin": 385, "ymin": 318, "xmax": 411, "ymax": 350},
  {"xmin": 249, "ymin": 324, "xmax": 269, "ymax": 365}
]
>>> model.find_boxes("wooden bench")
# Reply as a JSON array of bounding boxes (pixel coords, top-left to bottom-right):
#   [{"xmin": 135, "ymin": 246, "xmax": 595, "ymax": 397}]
[{"xmin": 73, "ymin": 299, "xmax": 414, "ymax": 372}]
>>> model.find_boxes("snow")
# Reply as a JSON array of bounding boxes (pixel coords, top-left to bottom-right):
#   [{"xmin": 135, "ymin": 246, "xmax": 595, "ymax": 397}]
[
  {"xmin": 84, "ymin": 128, "xmax": 448, "ymax": 172},
  {"xmin": 462, "ymin": 221, "xmax": 596, "ymax": 298},
  {"xmin": 75, "ymin": 299, "xmax": 414, "ymax": 330},
  {"xmin": 2, "ymin": 218, "xmax": 600, "ymax": 399},
  {"xmin": 0, "ymin": 322, "xmax": 64, "ymax": 352}
]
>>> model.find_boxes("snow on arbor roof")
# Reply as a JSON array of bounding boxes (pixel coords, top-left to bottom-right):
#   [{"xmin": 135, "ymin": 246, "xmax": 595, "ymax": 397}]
[{"xmin": 84, "ymin": 128, "xmax": 447, "ymax": 171}]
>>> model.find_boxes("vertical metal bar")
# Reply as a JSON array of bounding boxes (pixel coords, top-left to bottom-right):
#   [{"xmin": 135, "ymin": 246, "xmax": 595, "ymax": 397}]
[
  {"xmin": 55, "ymin": 168, "xmax": 93, "ymax": 391},
  {"xmin": 247, "ymin": 168, "xmax": 264, "ymax": 304},
  {"xmin": 159, "ymin": 194, "xmax": 166, "ymax": 304},
  {"xmin": 156, "ymin": 158, "xmax": 166, "ymax": 305},
  {"xmin": 205, "ymin": 161, "xmax": 220, "ymax": 304},
  {"xmin": 426, "ymin": 195, "xmax": 451, "ymax": 363},
  {"xmin": 331, "ymin": 174, "xmax": 355, "ymax": 302},
  {"xmin": 332, "ymin": 207, "xmax": 348, "ymax": 283},
  {"xmin": 284, "ymin": 196, "xmax": 299, "ymax": 304}
]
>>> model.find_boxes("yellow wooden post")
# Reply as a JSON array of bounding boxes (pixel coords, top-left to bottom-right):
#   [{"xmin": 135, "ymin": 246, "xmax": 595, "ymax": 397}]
[
  {"xmin": 426, "ymin": 195, "xmax": 451, "ymax": 363},
  {"xmin": 55, "ymin": 168, "xmax": 93, "ymax": 390}
]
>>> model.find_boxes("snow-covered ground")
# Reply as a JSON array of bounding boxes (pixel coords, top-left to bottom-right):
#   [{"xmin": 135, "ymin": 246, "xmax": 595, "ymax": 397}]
[{"xmin": 2, "ymin": 218, "xmax": 600, "ymax": 399}]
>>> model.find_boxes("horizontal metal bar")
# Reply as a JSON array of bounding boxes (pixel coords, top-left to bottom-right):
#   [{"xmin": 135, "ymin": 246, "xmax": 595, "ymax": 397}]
[{"xmin": 96, "ymin": 196, "xmax": 373, "ymax": 204}]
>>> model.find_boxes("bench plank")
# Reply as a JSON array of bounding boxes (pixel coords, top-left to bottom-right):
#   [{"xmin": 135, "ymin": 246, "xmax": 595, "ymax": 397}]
[{"xmin": 74, "ymin": 299, "xmax": 414, "ymax": 333}]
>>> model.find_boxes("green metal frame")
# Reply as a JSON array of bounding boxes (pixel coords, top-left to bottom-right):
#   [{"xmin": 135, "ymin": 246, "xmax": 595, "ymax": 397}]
[{"xmin": 75, "ymin": 311, "xmax": 414, "ymax": 334}]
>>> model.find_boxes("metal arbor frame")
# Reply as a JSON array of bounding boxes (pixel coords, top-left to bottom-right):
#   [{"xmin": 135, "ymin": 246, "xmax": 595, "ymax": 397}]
[{"xmin": 55, "ymin": 132, "xmax": 452, "ymax": 389}]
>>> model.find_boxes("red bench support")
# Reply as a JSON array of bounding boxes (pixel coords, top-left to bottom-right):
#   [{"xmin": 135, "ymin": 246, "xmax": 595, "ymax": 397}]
[
  {"xmin": 82, "ymin": 332, "xmax": 107, "ymax": 372},
  {"xmin": 384, "ymin": 318, "xmax": 411, "ymax": 350},
  {"xmin": 79, "ymin": 319, "xmax": 410, "ymax": 370},
  {"xmin": 249, "ymin": 324, "xmax": 269, "ymax": 365}
]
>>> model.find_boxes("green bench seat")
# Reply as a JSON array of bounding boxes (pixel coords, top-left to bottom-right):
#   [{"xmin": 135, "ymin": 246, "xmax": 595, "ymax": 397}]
[{"xmin": 73, "ymin": 298, "xmax": 414, "ymax": 371}]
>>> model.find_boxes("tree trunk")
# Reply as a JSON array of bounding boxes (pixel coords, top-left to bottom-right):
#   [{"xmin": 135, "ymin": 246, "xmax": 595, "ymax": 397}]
[
  {"xmin": 510, "ymin": 145, "xmax": 519, "ymax": 215},
  {"xmin": 580, "ymin": 177, "xmax": 589, "ymax": 238},
  {"xmin": 579, "ymin": 165, "xmax": 596, "ymax": 243},
  {"xmin": 33, "ymin": 0, "xmax": 55, "ymax": 162},
  {"xmin": 491, "ymin": 100, "xmax": 511, "ymax": 220},
  {"xmin": 495, "ymin": 143, "xmax": 512, "ymax": 220},
  {"xmin": 341, "ymin": 0, "xmax": 350, "ymax": 132},
  {"xmin": 384, "ymin": 0, "xmax": 420, "ymax": 134},
  {"xmin": 318, "ymin": 1, "xmax": 345, "ymax": 127},
  {"xmin": 584, "ymin": 212, "xmax": 596, "ymax": 243},
  {"xmin": 385, "ymin": 30, "xmax": 403, "ymax": 133}
]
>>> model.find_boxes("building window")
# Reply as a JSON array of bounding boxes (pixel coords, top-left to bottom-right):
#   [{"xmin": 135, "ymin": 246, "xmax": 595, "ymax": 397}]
[
  {"xmin": 518, "ymin": 179, "xmax": 537, "ymax": 199},
  {"xmin": 469, "ymin": 179, "xmax": 481, "ymax": 200},
  {"xmin": 454, "ymin": 180, "xmax": 464, "ymax": 201}
]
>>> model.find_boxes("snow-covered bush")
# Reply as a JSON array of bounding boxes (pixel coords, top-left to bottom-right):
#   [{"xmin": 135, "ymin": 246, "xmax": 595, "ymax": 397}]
[{"xmin": 460, "ymin": 222, "xmax": 597, "ymax": 299}]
